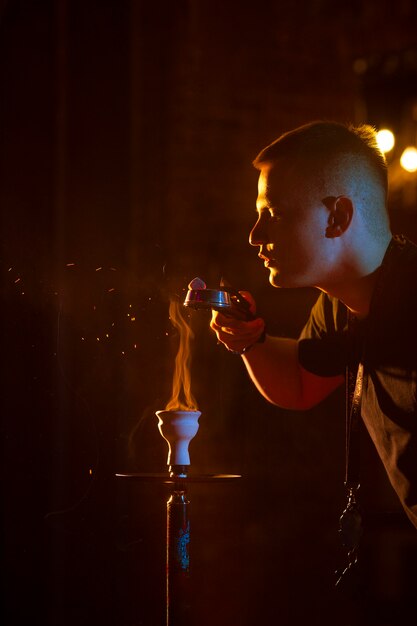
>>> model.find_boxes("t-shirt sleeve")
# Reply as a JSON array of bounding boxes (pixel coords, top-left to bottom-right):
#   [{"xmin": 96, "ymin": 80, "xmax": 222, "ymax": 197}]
[{"xmin": 298, "ymin": 292, "xmax": 348, "ymax": 377}]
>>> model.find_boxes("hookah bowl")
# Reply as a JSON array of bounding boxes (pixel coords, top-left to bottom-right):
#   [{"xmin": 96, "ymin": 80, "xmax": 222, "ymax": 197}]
[{"xmin": 156, "ymin": 410, "xmax": 201, "ymax": 478}]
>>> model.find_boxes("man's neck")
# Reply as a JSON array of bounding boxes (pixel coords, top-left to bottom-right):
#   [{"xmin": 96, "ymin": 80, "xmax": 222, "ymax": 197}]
[
  {"xmin": 319, "ymin": 234, "xmax": 392, "ymax": 319},
  {"xmin": 327, "ymin": 269, "xmax": 381, "ymax": 319}
]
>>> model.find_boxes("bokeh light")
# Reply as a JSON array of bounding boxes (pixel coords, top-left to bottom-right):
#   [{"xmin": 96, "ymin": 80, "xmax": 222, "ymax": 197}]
[
  {"xmin": 400, "ymin": 146, "xmax": 417, "ymax": 172},
  {"xmin": 376, "ymin": 128, "xmax": 395, "ymax": 153}
]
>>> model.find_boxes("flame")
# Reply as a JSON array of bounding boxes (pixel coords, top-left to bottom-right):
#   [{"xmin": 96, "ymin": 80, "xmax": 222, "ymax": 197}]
[{"xmin": 165, "ymin": 299, "xmax": 198, "ymax": 411}]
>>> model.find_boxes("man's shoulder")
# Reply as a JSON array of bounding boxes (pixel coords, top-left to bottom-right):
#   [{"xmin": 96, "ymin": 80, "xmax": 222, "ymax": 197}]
[
  {"xmin": 383, "ymin": 235, "xmax": 417, "ymax": 296},
  {"xmin": 389, "ymin": 234, "xmax": 417, "ymax": 268},
  {"xmin": 298, "ymin": 292, "xmax": 348, "ymax": 376},
  {"xmin": 300, "ymin": 291, "xmax": 347, "ymax": 339},
  {"xmin": 310, "ymin": 291, "xmax": 347, "ymax": 332},
  {"xmin": 372, "ymin": 235, "xmax": 417, "ymax": 332}
]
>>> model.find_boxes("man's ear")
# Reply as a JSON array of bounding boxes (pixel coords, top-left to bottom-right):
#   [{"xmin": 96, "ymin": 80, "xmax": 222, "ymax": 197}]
[{"xmin": 323, "ymin": 195, "xmax": 354, "ymax": 238}]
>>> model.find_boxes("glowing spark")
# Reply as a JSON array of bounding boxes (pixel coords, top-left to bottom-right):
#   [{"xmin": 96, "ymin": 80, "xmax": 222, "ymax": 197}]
[
  {"xmin": 110, "ymin": 267, "xmax": 117, "ymax": 271},
  {"xmin": 134, "ymin": 344, "xmax": 137, "ymax": 349},
  {"xmin": 81, "ymin": 337, "xmax": 85, "ymax": 341},
  {"xmin": 66, "ymin": 263, "xmax": 75, "ymax": 267},
  {"xmin": 121, "ymin": 351, "xmax": 125, "ymax": 355},
  {"xmin": 8, "ymin": 267, "xmax": 12, "ymax": 271},
  {"xmin": 89, "ymin": 469, "xmax": 93, "ymax": 475},
  {"xmin": 95, "ymin": 267, "xmax": 102, "ymax": 272},
  {"xmin": 105, "ymin": 333, "xmax": 109, "ymax": 338},
  {"xmin": 14, "ymin": 278, "xmax": 21, "ymax": 283},
  {"xmin": 131, "ymin": 317, "xmax": 136, "ymax": 322},
  {"xmin": 108, "ymin": 288, "xmax": 115, "ymax": 292}
]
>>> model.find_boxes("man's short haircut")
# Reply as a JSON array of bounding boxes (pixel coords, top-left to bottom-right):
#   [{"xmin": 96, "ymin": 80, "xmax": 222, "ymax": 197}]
[{"xmin": 253, "ymin": 121, "xmax": 388, "ymax": 196}]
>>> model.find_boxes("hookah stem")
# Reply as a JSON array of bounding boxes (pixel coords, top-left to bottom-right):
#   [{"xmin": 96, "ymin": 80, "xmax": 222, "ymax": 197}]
[{"xmin": 166, "ymin": 480, "xmax": 191, "ymax": 626}]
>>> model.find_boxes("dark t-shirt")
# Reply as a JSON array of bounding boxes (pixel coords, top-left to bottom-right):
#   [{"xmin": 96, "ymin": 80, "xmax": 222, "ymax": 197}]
[{"xmin": 298, "ymin": 236, "xmax": 417, "ymax": 528}]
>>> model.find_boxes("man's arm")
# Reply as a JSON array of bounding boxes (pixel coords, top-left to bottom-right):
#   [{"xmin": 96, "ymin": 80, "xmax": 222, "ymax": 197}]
[
  {"xmin": 242, "ymin": 336, "xmax": 344, "ymax": 410},
  {"xmin": 211, "ymin": 306, "xmax": 344, "ymax": 410}
]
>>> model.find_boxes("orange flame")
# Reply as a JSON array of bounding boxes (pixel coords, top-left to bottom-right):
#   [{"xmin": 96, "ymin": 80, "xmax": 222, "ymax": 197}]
[{"xmin": 165, "ymin": 299, "xmax": 198, "ymax": 411}]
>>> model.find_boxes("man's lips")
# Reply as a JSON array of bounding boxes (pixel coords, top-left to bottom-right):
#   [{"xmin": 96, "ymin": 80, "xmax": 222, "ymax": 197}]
[{"xmin": 259, "ymin": 253, "xmax": 277, "ymax": 268}]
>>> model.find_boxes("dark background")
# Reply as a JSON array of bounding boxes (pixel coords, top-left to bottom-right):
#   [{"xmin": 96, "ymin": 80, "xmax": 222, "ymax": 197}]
[{"xmin": 2, "ymin": 1, "xmax": 417, "ymax": 624}]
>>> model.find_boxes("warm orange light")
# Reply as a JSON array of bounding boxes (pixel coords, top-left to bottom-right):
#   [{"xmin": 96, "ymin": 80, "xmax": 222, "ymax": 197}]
[
  {"xmin": 165, "ymin": 300, "xmax": 198, "ymax": 411},
  {"xmin": 376, "ymin": 129, "xmax": 395, "ymax": 153},
  {"xmin": 256, "ymin": 170, "xmax": 268, "ymax": 211},
  {"xmin": 400, "ymin": 146, "xmax": 417, "ymax": 172}
]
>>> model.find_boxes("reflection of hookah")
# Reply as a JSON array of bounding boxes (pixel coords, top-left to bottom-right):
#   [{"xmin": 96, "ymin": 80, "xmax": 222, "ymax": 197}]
[{"xmin": 117, "ymin": 279, "xmax": 242, "ymax": 626}]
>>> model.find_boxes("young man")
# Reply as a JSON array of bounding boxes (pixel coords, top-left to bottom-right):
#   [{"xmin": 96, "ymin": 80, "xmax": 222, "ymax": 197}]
[{"xmin": 210, "ymin": 121, "xmax": 417, "ymax": 529}]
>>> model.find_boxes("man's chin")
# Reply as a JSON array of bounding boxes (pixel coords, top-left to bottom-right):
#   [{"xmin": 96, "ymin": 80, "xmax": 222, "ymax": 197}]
[{"xmin": 268, "ymin": 270, "xmax": 283, "ymax": 288}]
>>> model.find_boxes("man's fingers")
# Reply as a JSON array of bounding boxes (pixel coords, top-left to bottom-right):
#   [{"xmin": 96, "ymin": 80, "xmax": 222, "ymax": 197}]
[
  {"xmin": 238, "ymin": 291, "xmax": 257, "ymax": 315},
  {"xmin": 210, "ymin": 314, "xmax": 265, "ymax": 349},
  {"xmin": 209, "ymin": 291, "xmax": 264, "ymax": 353},
  {"xmin": 211, "ymin": 315, "xmax": 263, "ymax": 335},
  {"xmin": 211, "ymin": 309, "xmax": 241, "ymax": 328}
]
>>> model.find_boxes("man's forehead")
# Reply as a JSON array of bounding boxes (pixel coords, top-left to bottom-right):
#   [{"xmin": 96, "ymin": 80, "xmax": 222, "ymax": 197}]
[
  {"xmin": 257, "ymin": 161, "xmax": 294, "ymax": 202},
  {"xmin": 257, "ymin": 168, "xmax": 269, "ymax": 197}
]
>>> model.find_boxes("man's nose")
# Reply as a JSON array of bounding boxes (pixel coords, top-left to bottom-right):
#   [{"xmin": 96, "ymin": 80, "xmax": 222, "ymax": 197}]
[{"xmin": 249, "ymin": 218, "xmax": 265, "ymax": 247}]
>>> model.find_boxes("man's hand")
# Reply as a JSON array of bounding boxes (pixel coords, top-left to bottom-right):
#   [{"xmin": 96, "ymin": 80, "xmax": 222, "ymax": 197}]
[
  {"xmin": 211, "ymin": 290, "xmax": 343, "ymax": 408},
  {"xmin": 210, "ymin": 291, "xmax": 266, "ymax": 354}
]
